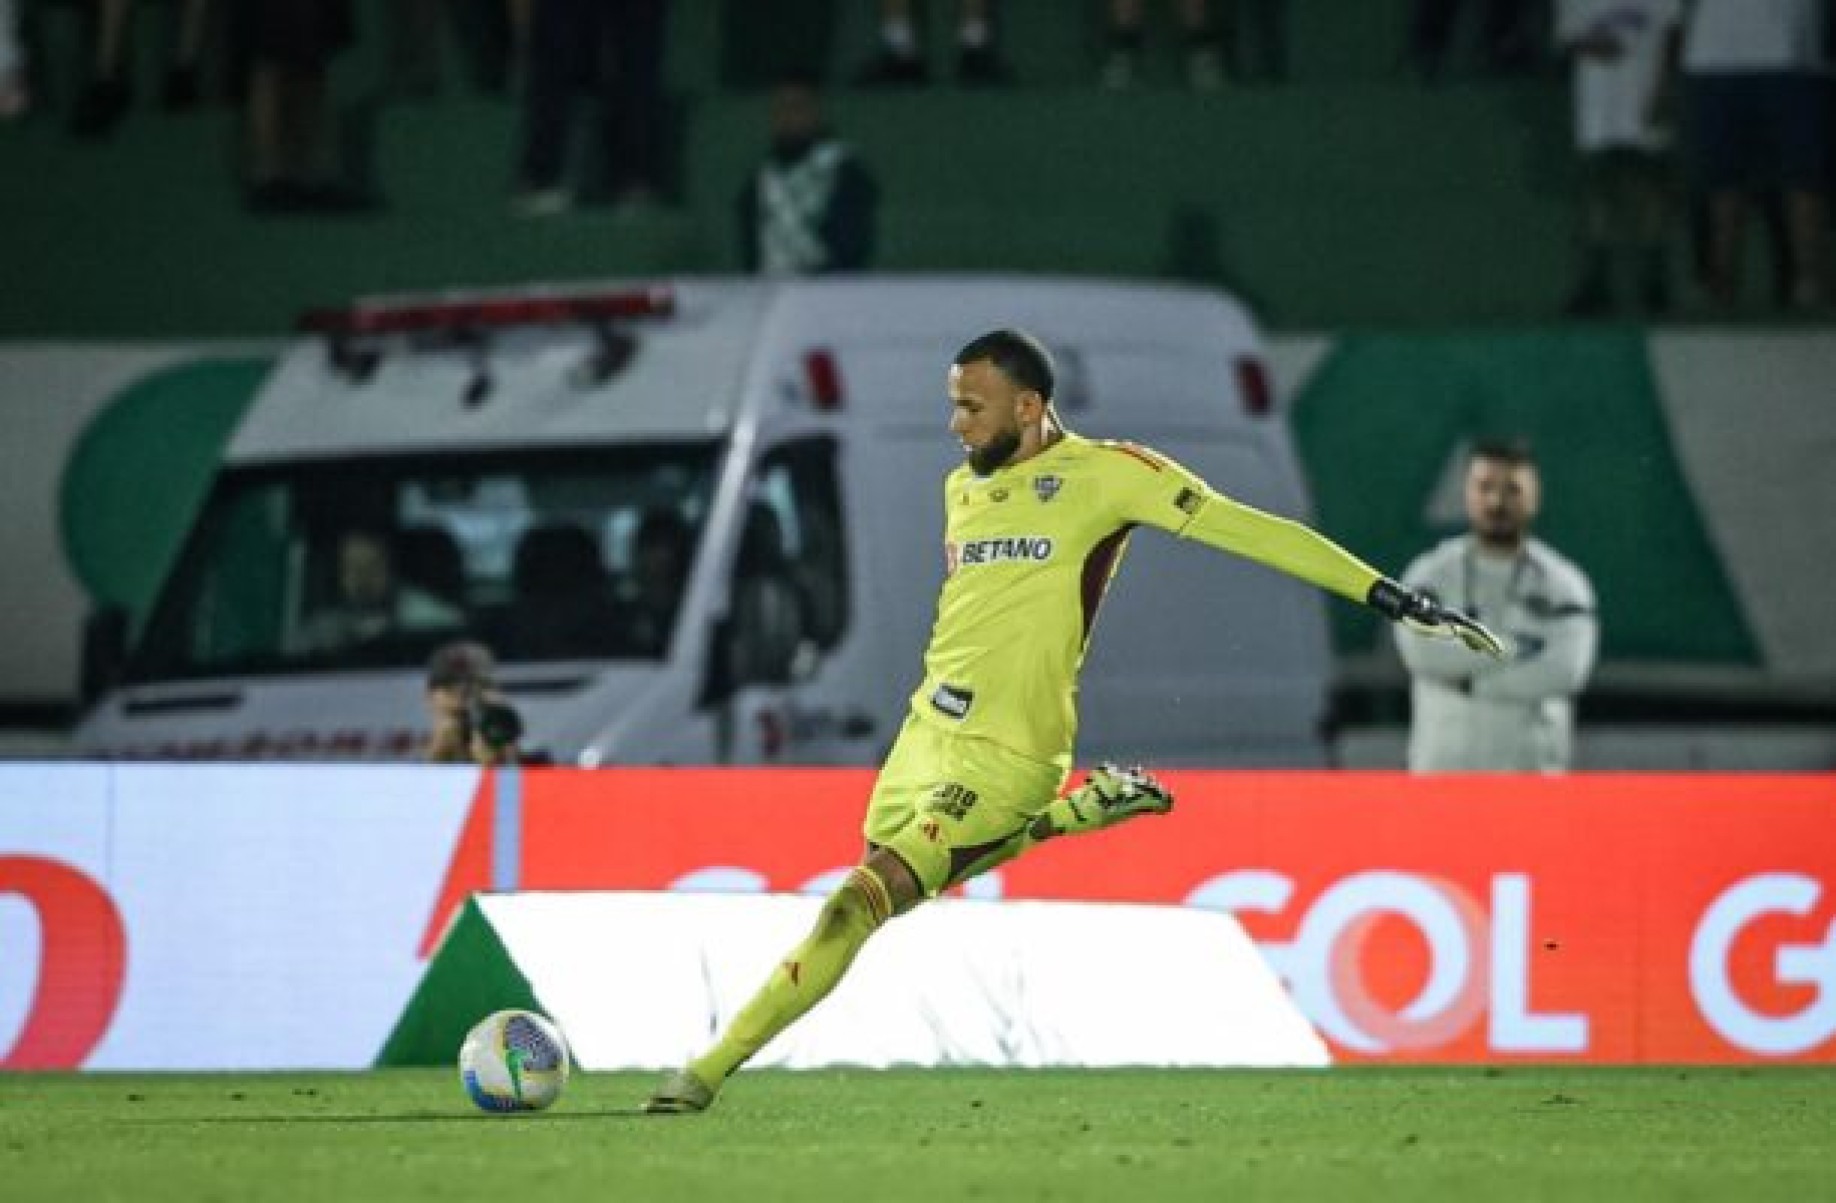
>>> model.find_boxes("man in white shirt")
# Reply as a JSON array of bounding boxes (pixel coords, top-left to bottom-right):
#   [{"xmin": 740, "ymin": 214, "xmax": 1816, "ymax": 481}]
[
  {"xmin": 1397, "ymin": 439, "xmax": 1599, "ymax": 772},
  {"xmin": 1556, "ymin": 0, "xmax": 1684, "ymax": 314}
]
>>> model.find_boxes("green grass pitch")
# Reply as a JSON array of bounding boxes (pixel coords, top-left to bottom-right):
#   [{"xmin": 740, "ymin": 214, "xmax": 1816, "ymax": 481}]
[{"xmin": 6, "ymin": 1068, "xmax": 1834, "ymax": 1201}]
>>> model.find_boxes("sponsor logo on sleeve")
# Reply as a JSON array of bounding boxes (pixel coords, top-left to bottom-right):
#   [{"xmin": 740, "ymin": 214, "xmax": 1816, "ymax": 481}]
[
  {"xmin": 929, "ymin": 683, "xmax": 975, "ymax": 720},
  {"xmin": 1174, "ymin": 487, "xmax": 1203, "ymax": 516}
]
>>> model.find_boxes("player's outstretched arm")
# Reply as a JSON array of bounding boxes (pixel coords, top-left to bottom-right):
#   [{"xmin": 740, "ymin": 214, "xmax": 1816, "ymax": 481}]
[
  {"xmin": 1176, "ymin": 491, "xmax": 1383, "ymax": 600},
  {"xmin": 1177, "ymin": 493, "xmax": 1505, "ymax": 658}
]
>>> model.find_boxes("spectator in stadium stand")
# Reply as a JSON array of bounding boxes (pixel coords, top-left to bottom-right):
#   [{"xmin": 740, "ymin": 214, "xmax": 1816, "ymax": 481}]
[
  {"xmin": 511, "ymin": 0, "xmax": 668, "ymax": 217},
  {"xmin": 1680, "ymin": 0, "xmax": 1830, "ymax": 310},
  {"xmin": 68, "ymin": 0, "xmax": 212, "ymax": 137},
  {"xmin": 1395, "ymin": 438, "xmax": 1599, "ymax": 774},
  {"xmin": 232, "ymin": 0, "xmax": 376, "ymax": 213},
  {"xmin": 423, "ymin": 641, "xmax": 527, "ymax": 766},
  {"xmin": 736, "ymin": 73, "xmax": 878, "ymax": 276},
  {"xmin": 1405, "ymin": 0, "xmax": 1542, "ymax": 82},
  {"xmin": 0, "ymin": 0, "xmax": 26, "ymax": 120},
  {"xmin": 1099, "ymin": 0, "xmax": 1286, "ymax": 91},
  {"xmin": 1556, "ymin": 0, "xmax": 1683, "ymax": 316},
  {"xmin": 855, "ymin": 0, "xmax": 1011, "ymax": 87}
]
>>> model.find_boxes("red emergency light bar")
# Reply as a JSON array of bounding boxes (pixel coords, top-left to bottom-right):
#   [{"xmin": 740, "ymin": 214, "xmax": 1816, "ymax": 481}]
[{"xmin": 296, "ymin": 286, "xmax": 677, "ymax": 337}]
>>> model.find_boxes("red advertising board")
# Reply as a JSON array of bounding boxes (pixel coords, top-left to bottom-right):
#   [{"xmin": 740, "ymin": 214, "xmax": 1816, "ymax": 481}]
[
  {"xmin": 4, "ymin": 768, "xmax": 1831, "ymax": 1069},
  {"xmin": 425, "ymin": 770, "xmax": 1836, "ymax": 1064}
]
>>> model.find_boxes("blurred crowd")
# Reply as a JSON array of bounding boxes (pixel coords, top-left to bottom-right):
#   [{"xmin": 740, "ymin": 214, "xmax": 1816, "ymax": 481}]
[{"xmin": 0, "ymin": 1, "xmax": 1829, "ymax": 311}]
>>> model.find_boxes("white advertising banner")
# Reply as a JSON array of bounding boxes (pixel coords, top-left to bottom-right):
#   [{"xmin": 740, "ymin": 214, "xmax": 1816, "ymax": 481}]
[
  {"xmin": 475, "ymin": 892, "xmax": 1330, "ymax": 1071},
  {"xmin": 0, "ymin": 764, "xmax": 478, "ymax": 1070}
]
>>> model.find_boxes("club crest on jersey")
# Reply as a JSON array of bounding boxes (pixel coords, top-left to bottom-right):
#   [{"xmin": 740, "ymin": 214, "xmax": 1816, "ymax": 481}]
[{"xmin": 1033, "ymin": 474, "xmax": 1062, "ymax": 503}]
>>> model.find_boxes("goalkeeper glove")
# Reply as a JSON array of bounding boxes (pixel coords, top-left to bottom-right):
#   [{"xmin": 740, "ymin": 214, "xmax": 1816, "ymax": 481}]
[{"xmin": 1366, "ymin": 578, "xmax": 1508, "ymax": 659}]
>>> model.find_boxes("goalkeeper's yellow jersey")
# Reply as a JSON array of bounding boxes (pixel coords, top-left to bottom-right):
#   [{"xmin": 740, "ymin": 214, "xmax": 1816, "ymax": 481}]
[{"xmin": 908, "ymin": 431, "xmax": 1383, "ymax": 769}]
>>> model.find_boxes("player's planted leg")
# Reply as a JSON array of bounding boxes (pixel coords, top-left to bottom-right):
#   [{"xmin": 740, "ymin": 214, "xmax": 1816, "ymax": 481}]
[{"xmin": 644, "ymin": 859, "xmax": 910, "ymax": 1114}]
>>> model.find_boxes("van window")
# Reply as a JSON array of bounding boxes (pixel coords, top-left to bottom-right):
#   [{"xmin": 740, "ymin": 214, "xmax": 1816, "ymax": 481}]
[
  {"xmin": 724, "ymin": 439, "xmax": 848, "ymax": 686},
  {"xmin": 129, "ymin": 445, "xmax": 718, "ymax": 681},
  {"xmin": 762, "ymin": 440, "xmax": 848, "ymax": 634}
]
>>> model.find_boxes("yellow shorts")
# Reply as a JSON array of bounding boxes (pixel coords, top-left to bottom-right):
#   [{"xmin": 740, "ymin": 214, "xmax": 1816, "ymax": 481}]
[{"xmin": 863, "ymin": 715, "xmax": 1067, "ymax": 897}]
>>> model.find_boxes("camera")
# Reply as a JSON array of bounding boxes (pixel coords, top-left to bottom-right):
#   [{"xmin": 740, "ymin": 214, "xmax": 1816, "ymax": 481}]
[{"xmin": 465, "ymin": 693, "xmax": 525, "ymax": 753}]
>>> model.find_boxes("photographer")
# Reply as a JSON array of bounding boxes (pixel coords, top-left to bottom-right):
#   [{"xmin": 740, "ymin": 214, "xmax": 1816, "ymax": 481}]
[{"xmin": 423, "ymin": 640, "xmax": 527, "ymax": 766}]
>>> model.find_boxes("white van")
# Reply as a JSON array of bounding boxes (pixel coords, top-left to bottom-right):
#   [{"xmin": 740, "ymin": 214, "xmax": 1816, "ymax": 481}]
[{"xmin": 74, "ymin": 276, "xmax": 1332, "ymax": 766}]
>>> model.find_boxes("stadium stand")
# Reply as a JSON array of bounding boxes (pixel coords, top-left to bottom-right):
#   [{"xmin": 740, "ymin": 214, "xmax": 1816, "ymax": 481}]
[{"xmin": 0, "ymin": 0, "xmax": 1589, "ymax": 336}]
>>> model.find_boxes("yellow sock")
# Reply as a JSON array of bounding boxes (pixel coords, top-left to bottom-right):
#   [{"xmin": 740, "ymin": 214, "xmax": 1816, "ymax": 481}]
[{"xmin": 688, "ymin": 866, "xmax": 894, "ymax": 1088}]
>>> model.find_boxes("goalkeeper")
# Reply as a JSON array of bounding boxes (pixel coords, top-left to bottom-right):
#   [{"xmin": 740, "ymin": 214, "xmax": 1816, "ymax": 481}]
[{"xmin": 646, "ymin": 328, "xmax": 1501, "ymax": 1113}]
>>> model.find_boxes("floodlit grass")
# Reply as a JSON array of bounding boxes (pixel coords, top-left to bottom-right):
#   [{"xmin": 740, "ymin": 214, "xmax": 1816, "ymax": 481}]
[{"xmin": 5, "ymin": 1067, "xmax": 1834, "ymax": 1202}]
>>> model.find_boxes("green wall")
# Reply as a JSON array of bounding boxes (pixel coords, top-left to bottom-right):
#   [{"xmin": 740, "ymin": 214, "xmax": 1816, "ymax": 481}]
[{"xmin": 1291, "ymin": 331, "xmax": 1757, "ymax": 664}]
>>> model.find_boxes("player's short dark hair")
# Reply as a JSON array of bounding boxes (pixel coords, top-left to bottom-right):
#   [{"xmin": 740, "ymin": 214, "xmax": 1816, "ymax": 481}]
[
  {"xmin": 954, "ymin": 329, "xmax": 1055, "ymax": 401},
  {"xmin": 1469, "ymin": 436, "xmax": 1536, "ymax": 468}
]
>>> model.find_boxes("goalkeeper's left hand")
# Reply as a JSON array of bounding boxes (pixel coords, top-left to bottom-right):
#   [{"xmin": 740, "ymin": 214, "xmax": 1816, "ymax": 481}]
[{"xmin": 1366, "ymin": 578, "xmax": 1509, "ymax": 659}]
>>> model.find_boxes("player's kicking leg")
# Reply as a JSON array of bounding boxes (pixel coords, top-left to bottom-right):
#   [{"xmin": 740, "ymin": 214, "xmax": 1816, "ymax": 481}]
[
  {"xmin": 945, "ymin": 762, "xmax": 1176, "ymax": 887},
  {"xmin": 1032, "ymin": 762, "xmax": 1175, "ymax": 839}
]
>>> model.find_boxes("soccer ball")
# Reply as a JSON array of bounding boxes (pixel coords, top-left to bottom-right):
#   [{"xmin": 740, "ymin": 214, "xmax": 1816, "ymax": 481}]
[{"xmin": 458, "ymin": 1009, "xmax": 571, "ymax": 1113}]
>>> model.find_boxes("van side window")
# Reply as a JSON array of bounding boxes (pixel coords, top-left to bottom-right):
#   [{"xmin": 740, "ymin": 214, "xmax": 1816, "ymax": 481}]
[
  {"xmin": 724, "ymin": 438, "xmax": 848, "ymax": 687},
  {"xmin": 727, "ymin": 502, "xmax": 805, "ymax": 686},
  {"xmin": 752, "ymin": 438, "xmax": 848, "ymax": 652}
]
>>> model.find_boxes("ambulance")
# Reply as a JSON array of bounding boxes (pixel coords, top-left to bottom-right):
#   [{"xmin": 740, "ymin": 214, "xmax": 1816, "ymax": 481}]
[{"xmin": 74, "ymin": 277, "xmax": 1334, "ymax": 766}]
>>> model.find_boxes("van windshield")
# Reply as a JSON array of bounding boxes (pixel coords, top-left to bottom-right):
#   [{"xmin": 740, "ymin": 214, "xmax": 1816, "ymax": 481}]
[{"xmin": 128, "ymin": 445, "xmax": 718, "ymax": 682}]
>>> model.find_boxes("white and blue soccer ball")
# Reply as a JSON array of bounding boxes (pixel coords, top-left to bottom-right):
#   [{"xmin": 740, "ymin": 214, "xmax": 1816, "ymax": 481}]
[{"xmin": 458, "ymin": 1009, "xmax": 571, "ymax": 1113}]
